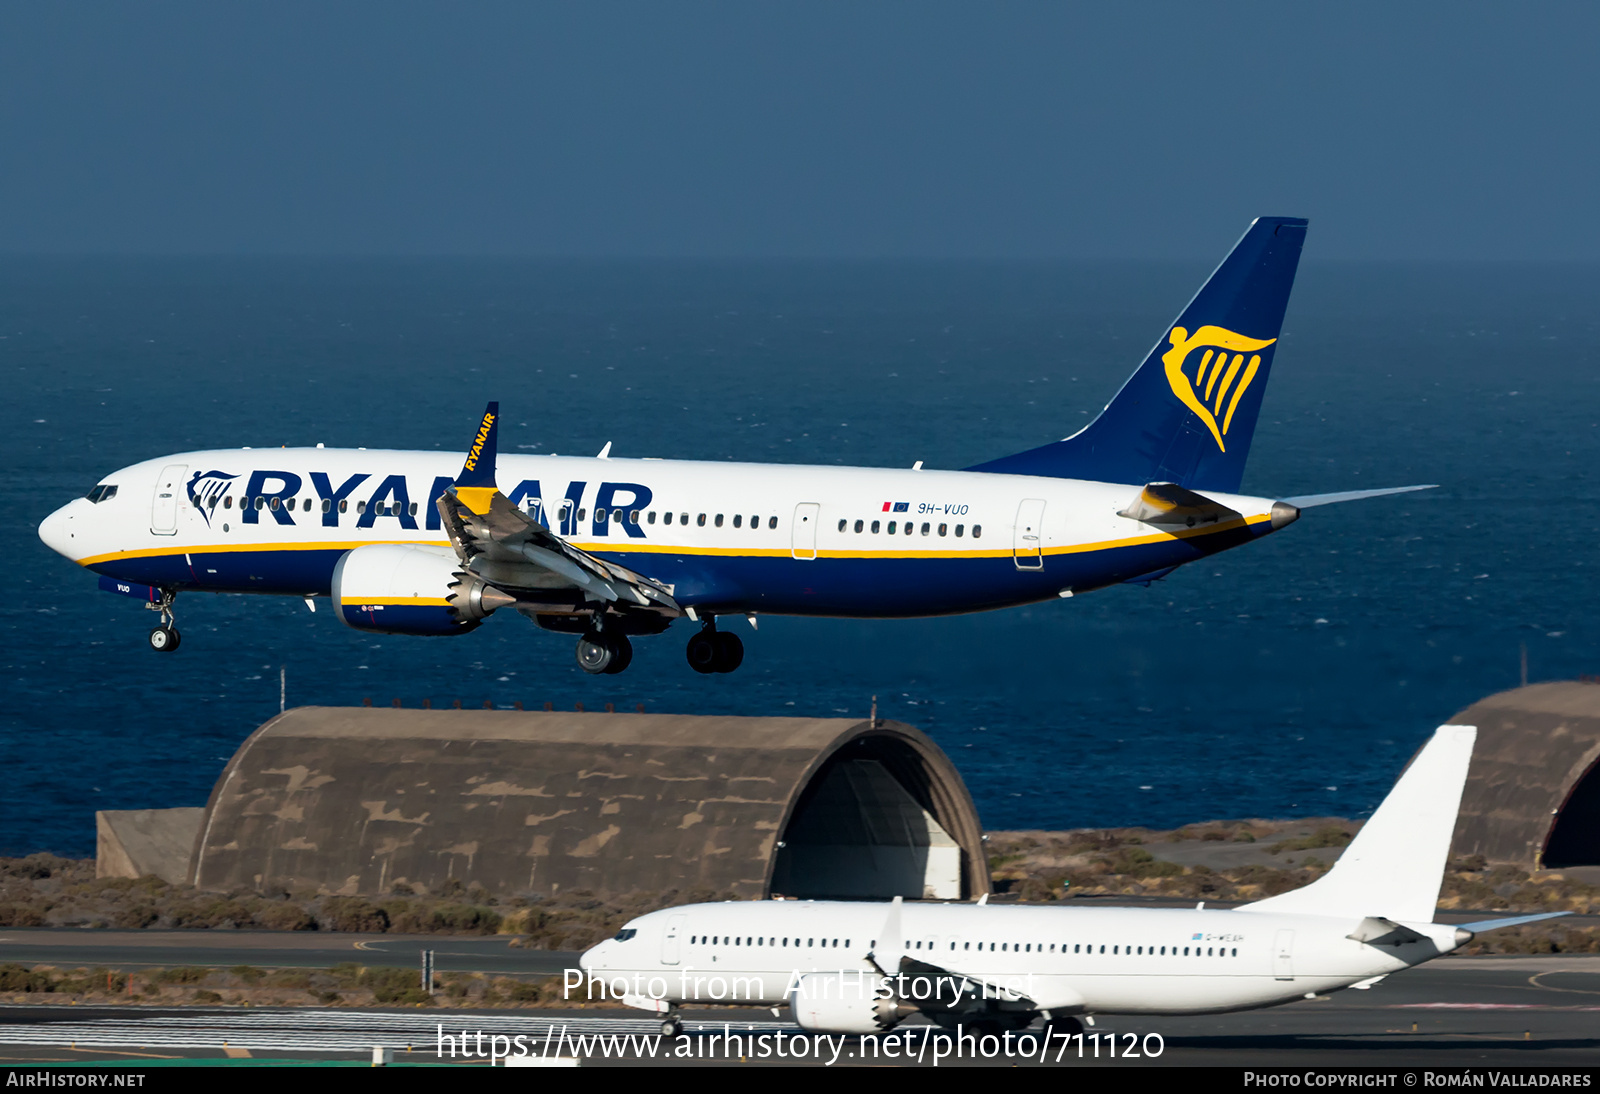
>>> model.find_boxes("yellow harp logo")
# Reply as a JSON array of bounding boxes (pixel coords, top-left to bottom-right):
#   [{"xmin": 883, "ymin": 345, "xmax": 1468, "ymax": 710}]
[{"xmin": 1162, "ymin": 325, "xmax": 1276, "ymax": 452}]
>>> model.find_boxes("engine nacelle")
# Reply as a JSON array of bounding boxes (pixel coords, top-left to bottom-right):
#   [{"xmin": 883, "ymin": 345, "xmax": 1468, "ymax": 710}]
[
  {"xmin": 787, "ymin": 973, "xmax": 905, "ymax": 1035},
  {"xmin": 331, "ymin": 544, "xmax": 513, "ymax": 636}
]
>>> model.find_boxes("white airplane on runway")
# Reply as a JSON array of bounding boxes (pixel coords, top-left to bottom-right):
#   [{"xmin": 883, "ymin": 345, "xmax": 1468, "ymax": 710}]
[
  {"xmin": 38, "ymin": 217, "xmax": 1429, "ymax": 674},
  {"xmin": 579, "ymin": 725, "xmax": 1566, "ymax": 1036}
]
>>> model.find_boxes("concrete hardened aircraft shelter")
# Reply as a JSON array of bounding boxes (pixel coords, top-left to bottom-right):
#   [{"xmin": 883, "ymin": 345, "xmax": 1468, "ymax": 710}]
[
  {"xmin": 1448, "ymin": 681, "xmax": 1600, "ymax": 871},
  {"xmin": 99, "ymin": 708, "xmax": 989, "ymax": 900},
  {"xmin": 97, "ymin": 681, "xmax": 1600, "ymax": 894}
]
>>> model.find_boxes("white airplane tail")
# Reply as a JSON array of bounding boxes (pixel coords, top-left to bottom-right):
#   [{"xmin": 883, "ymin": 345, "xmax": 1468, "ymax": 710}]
[{"xmin": 1237, "ymin": 724, "xmax": 1476, "ymax": 924}]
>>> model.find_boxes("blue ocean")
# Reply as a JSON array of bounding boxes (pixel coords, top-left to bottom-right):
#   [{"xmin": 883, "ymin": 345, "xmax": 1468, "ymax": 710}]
[{"xmin": 3, "ymin": 258, "xmax": 1597, "ymax": 857}]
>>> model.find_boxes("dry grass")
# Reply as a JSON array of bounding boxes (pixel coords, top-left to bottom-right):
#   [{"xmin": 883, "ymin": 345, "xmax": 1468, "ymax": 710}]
[
  {"xmin": 984, "ymin": 820, "xmax": 1600, "ymax": 953},
  {"xmin": 0, "ymin": 855, "xmax": 730, "ymax": 950}
]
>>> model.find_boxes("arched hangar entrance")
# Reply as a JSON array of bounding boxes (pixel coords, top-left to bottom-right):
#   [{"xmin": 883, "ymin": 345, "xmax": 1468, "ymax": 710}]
[
  {"xmin": 162, "ymin": 708, "xmax": 988, "ymax": 900},
  {"xmin": 771, "ymin": 732, "xmax": 977, "ymax": 899},
  {"xmin": 1448, "ymin": 681, "xmax": 1600, "ymax": 871}
]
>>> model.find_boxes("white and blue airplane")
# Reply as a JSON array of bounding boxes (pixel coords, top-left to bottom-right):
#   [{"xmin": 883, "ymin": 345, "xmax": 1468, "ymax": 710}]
[
  {"xmin": 37, "ymin": 217, "xmax": 1428, "ymax": 674},
  {"xmin": 579, "ymin": 725, "xmax": 1564, "ymax": 1037}
]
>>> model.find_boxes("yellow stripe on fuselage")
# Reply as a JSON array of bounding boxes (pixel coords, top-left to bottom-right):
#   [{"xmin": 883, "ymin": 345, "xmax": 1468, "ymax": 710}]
[
  {"xmin": 77, "ymin": 539, "xmax": 452, "ymax": 567},
  {"xmin": 339, "ymin": 597, "xmax": 450, "ymax": 606}
]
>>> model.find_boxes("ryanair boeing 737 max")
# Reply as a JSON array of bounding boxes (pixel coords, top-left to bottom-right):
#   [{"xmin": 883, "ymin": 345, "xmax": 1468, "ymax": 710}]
[{"xmin": 37, "ymin": 218, "xmax": 1429, "ymax": 674}]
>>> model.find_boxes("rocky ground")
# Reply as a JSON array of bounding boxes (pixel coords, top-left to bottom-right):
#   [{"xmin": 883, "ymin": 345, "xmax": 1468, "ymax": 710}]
[
  {"xmin": 0, "ymin": 853, "xmax": 723, "ymax": 950},
  {"xmin": 3, "ymin": 818, "xmax": 1597, "ymax": 1007},
  {"xmin": 984, "ymin": 818, "xmax": 1600, "ymax": 955}
]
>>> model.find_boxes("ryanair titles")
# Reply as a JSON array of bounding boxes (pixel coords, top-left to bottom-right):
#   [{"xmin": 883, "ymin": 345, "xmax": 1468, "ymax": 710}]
[{"xmin": 196, "ymin": 470, "xmax": 654, "ymax": 539}]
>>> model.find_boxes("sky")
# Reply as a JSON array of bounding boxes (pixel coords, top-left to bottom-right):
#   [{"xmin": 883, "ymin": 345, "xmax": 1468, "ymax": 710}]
[{"xmin": 2, "ymin": 2, "xmax": 1598, "ymax": 259}]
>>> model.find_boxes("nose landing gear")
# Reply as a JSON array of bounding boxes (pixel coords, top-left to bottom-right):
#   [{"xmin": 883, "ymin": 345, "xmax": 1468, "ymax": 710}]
[
  {"xmin": 145, "ymin": 589, "xmax": 181, "ymax": 653},
  {"xmin": 685, "ymin": 618, "xmax": 743, "ymax": 674}
]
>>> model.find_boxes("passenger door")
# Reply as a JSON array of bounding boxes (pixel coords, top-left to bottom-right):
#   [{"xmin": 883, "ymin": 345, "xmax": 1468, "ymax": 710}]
[
  {"xmin": 151, "ymin": 464, "xmax": 187, "ymax": 536},
  {"xmin": 792, "ymin": 502, "xmax": 820, "ymax": 560},
  {"xmin": 1273, "ymin": 929, "xmax": 1295, "ymax": 980},
  {"xmin": 1012, "ymin": 498, "xmax": 1045, "ymax": 570},
  {"xmin": 661, "ymin": 914, "xmax": 687, "ymax": 966}
]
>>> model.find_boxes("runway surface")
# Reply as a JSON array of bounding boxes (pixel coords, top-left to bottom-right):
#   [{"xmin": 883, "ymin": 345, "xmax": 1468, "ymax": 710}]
[
  {"xmin": 0, "ymin": 956, "xmax": 1596, "ymax": 1067},
  {"xmin": 0, "ymin": 929, "xmax": 575, "ymax": 976},
  {"xmin": 11, "ymin": 910, "xmax": 1593, "ymax": 978}
]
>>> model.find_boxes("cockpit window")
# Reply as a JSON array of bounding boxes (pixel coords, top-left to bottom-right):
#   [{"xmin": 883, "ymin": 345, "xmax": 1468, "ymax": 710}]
[
  {"xmin": 613, "ymin": 928, "xmax": 637, "ymax": 942},
  {"xmin": 85, "ymin": 484, "xmax": 118, "ymax": 503}
]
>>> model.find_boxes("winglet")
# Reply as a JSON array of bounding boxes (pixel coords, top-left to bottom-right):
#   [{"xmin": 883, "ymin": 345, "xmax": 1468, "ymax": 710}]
[
  {"xmin": 454, "ymin": 402, "xmax": 500, "ymax": 515},
  {"xmin": 868, "ymin": 895, "xmax": 904, "ymax": 976}
]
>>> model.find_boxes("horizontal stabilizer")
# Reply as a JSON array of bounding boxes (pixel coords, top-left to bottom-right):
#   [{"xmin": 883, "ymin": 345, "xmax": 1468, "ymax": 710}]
[
  {"xmin": 1280, "ymin": 485, "xmax": 1436, "ymax": 509},
  {"xmin": 1118, "ymin": 482, "xmax": 1242, "ymax": 529},
  {"xmin": 1237, "ymin": 725, "xmax": 1476, "ymax": 923},
  {"xmin": 1455, "ymin": 911, "xmax": 1572, "ymax": 934}
]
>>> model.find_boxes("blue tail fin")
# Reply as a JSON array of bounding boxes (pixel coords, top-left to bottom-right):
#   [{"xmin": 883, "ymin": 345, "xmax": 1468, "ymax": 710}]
[{"xmin": 967, "ymin": 217, "xmax": 1308, "ymax": 493}]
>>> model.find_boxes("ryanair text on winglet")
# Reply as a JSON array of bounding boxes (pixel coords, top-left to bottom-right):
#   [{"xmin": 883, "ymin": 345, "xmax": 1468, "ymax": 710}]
[{"xmin": 464, "ymin": 412, "xmax": 495, "ymax": 473}]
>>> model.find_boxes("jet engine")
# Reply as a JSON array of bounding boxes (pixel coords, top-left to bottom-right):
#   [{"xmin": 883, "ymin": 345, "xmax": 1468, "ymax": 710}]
[
  {"xmin": 331, "ymin": 544, "xmax": 515, "ymax": 636},
  {"xmin": 787, "ymin": 973, "xmax": 907, "ymax": 1035}
]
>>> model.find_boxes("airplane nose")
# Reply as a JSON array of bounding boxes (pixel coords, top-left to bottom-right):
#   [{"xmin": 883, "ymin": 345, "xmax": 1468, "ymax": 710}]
[{"xmin": 38, "ymin": 503, "xmax": 81, "ymax": 561}]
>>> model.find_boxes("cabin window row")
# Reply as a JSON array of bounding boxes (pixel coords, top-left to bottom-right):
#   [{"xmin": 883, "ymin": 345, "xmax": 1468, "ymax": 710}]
[
  {"xmin": 209, "ymin": 496, "xmax": 413, "ymax": 516},
  {"xmin": 837, "ymin": 520, "xmax": 981, "ymax": 538},
  {"xmin": 551, "ymin": 503, "xmax": 779, "ymax": 531},
  {"xmin": 689, "ymin": 935, "xmax": 850, "ymax": 949},
  {"xmin": 935, "ymin": 940, "xmax": 1238, "ymax": 957}
]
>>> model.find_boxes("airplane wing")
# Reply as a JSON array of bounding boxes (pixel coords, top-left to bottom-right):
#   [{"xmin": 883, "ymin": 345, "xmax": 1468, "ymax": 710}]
[{"xmin": 435, "ymin": 403, "xmax": 682, "ymax": 616}]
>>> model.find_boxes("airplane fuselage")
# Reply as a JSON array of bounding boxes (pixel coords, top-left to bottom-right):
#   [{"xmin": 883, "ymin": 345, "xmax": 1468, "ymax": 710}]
[
  {"xmin": 580, "ymin": 900, "xmax": 1459, "ymax": 1018},
  {"xmin": 40, "ymin": 448, "xmax": 1282, "ymax": 619}
]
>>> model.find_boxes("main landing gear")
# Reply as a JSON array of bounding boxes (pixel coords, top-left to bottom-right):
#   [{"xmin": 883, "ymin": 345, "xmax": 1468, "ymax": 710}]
[
  {"xmin": 570, "ymin": 614, "xmax": 745, "ymax": 675},
  {"xmin": 146, "ymin": 588, "xmax": 181, "ymax": 653},
  {"xmin": 685, "ymin": 619, "xmax": 743, "ymax": 675},
  {"xmin": 575, "ymin": 625, "xmax": 632, "ymax": 675}
]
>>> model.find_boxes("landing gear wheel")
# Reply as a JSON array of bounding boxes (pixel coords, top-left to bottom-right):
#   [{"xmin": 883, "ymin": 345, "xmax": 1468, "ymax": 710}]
[
  {"xmin": 144, "ymin": 588, "xmax": 180, "ymax": 652},
  {"xmin": 712, "ymin": 630, "xmax": 743, "ymax": 673},
  {"xmin": 601, "ymin": 634, "xmax": 633, "ymax": 675},
  {"xmin": 1041, "ymin": 1015, "xmax": 1083, "ymax": 1036},
  {"xmin": 685, "ymin": 631, "xmax": 718, "ymax": 674},
  {"xmin": 660, "ymin": 1017, "xmax": 683, "ymax": 1037},
  {"xmin": 576, "ymin": 631, "xmax": 615, "ymax": 674}
]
